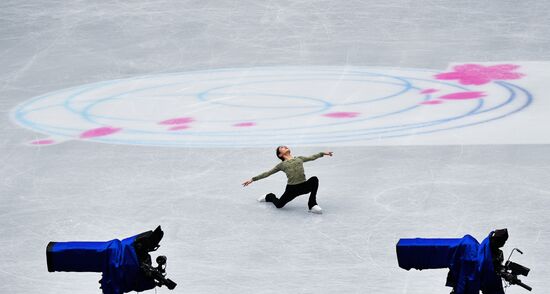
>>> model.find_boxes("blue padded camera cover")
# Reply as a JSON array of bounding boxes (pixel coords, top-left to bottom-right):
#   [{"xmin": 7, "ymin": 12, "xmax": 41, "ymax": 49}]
[
  {"xmin": 396, "ymin": 232, "xmax": 504, "ymax": 294},
  {"xmin": 47, "ymin": 234, "xmax": 156, "ymax": 294}
]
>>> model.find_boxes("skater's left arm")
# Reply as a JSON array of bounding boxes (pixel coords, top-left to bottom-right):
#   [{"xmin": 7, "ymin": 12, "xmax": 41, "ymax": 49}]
[{"xmin": 300, "ymin": 151, "xmax": 333, "ymax": 162}]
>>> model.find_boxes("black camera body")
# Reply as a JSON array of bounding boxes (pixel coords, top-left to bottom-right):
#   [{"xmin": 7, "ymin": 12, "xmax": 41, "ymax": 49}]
[
  {"xmin": 396, "ymin": 228, "xmax": 532, "ymax": 294},
  {"xmin": 133, "ymin": 226, "xmax": 177, "ymax": 290},
  {"xmin": 490, "ymin": 229, "xmax": 531, "ymax": 292},
  {"xmin": 47, "ymin": 225, "xmax": 176, "ymax": 294},
  {"xmin": 506, "ymin": 261, "xmax": 530, "ymax": 277},
  {"xmin": 495, "ymin": 259, "xmax": 531, "ymax": 291}
]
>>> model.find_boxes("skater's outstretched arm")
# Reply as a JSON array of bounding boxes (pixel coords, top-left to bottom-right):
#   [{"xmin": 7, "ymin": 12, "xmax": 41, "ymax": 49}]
[
  {"xmin": 242, "ymin": 165, "xmax": 281, "ymax": 187},
  {"xmin": 299, "ymin": 151, "xmax": 333, "ymax": 162}
]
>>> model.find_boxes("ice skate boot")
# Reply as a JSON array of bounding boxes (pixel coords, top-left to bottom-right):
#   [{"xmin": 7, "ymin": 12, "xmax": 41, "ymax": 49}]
[{"xmin": 309, "ymin": 205, "xmax": 323, "ymax": 214}]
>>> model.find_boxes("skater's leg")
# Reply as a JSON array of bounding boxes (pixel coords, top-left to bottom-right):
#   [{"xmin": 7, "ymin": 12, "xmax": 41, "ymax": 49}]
[
  {"xmin": 266, "ymin": 186, "xmax": 301, "ymax": 208},
  {"xmin": 264, "ymin": 193, "xmax": 277, "ymax": 203},
  {"xmin": 264, "ymin": 179, "xmax": 319, "ymax": 210},
  {"xmin": 305, "ymin": 176, "xmax": 319, "ymax": 210}
]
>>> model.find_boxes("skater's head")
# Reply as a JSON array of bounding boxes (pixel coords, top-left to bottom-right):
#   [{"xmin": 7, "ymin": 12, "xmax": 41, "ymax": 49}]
[{"xmin": 276, "ymin": 145, "xmax": 290, "ymax": 161}]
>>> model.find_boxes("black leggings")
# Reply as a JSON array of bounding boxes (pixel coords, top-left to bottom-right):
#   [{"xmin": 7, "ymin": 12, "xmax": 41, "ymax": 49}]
[{"xmin": 265, "ymin": 176, "xmax": 319, "ymax": 209}]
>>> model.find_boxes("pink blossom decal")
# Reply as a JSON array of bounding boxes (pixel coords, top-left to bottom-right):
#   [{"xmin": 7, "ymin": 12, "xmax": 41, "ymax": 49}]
[
  {"xmin": 435, "ymin": 64, "xmax": 524, "ymax": 85},
  {"xmin": 159, "ymin": 117, "xmax": 194, "ymax": 125},
  {"xmin": 30, "ymin": 139, "xmax": 55, "ymax": 145},
  {"xmin": 169, "ymin": 125, "xmax": 191, "ymax": 131},
  {"xmin": 420, "ymin": 100, "xmax": 443, "ymax": 105},
  {"xmin": 80, "ymin": 127, "xmax": 121, "ymax": 139},
  {"xmin": 323, "ymin": 112, "xmax": 360, "ymax": 118},
  {"xmin": 233, "ymin": 122, "xmax": 256, "ymax": 127},
  {"xmin": 420, "ymin": 89, "xmax": 439, "ymax": 94},
  {"xmin": 439, "ymin": 91, "xmax": 486, "ymax": 100}
]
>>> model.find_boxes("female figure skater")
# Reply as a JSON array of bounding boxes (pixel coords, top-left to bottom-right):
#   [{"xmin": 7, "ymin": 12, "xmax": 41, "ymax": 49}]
[{"xmin": 242, "ymin": 146, "xmax": 333, "ymax": 214}]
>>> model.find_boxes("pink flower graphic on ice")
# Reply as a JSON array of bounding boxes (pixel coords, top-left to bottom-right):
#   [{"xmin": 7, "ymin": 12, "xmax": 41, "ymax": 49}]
[
  {"xmin": 159, "ymin": 117, "xmax": 194, "ymax": 125},
  {"xmin": 420, "ymin": 88, "xmax": 439, "ymax": 94},
  {"xmin": 439, "ymin": 91, "xmax": 486, "ymax": 100},
  {"xmin": 169, "ymin": 125, "xmax": 191, "ymax": 131},
  {"xmin": 420, "ymin": 100, "xmax": 443, "ymax": 105},
  {"xmin": 435, "ymin": 64, "xmax": 524, "ymax": 85},
  {"xmin": 80, "ymin": 127, "xmax": 121, "ymax": 139},
  {"xmin": 323, "ymin": 112, "xmax": 360, "ymax": 118},
  {"xmin": 233, "ymin": 122, "xmax": 256, "ymax": 127},
  {"xmin": 30, "ymin": 139, "xmax": 55, "ymax": 145}
]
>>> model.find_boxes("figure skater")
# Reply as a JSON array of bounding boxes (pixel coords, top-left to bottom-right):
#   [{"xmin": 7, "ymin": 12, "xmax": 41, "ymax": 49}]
[{"xmin": 242, "ymin": 146, "xmax": 333, "ymax": 214}]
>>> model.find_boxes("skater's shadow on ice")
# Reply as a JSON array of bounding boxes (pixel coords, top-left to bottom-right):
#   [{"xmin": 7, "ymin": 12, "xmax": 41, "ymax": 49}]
[{"xmin": 258, "ymin": 203, "xmax": 323, "ymax": 217}]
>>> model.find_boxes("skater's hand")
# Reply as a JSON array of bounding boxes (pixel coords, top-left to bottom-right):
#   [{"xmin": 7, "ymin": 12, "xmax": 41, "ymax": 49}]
[
  {"xmin": 242, "ymin": 179, "xmax": 253, "ymax": 187},
  {"xmin": 323, "ymin": 151, "xmax": 333, "ymax": 157}
]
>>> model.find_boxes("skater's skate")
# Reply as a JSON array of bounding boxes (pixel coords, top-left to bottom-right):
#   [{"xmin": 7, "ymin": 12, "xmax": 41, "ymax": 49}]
[{"xmin": 309, "ymin": 205, "xmax": 323, "ymax": 214}]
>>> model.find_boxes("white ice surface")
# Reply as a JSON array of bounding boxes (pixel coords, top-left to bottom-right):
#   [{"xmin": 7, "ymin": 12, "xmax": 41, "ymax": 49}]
[{"xmin": 1, "ymin": 1, "xmax": 550, "ymax": 293}]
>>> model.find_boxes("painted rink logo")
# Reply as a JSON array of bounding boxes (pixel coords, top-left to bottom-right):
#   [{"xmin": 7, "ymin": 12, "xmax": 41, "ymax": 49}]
[{"xmin": 11, "ymin": 64, "xmax": 532, "ymax": 147}]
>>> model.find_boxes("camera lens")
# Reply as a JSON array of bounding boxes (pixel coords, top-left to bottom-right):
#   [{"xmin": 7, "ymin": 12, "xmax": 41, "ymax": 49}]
[{"xmin": 156, "ymin": 255, "xmax": 167, "ymax": 265}]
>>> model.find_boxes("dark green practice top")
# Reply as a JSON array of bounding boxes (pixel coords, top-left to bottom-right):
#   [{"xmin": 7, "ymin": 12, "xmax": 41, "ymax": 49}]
[{"xmin": 252, "ymin": 152, "xmax": 324, "ymax": 185}]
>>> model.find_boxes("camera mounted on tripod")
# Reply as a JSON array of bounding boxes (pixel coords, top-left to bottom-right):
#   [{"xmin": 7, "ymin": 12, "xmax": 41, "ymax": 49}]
[
  {"xmin": 396, "ymin": 228, "xmax": 533, "ymax": 294},
  {"xmin": 47, "ymin": 225, "xmax": 177, "ymax": 294}
]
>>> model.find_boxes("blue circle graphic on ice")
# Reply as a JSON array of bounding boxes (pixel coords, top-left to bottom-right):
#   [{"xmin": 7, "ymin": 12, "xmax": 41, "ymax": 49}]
[{"xmin": 11, "ymin": 66, "xmax": 531, "ymax": 147}]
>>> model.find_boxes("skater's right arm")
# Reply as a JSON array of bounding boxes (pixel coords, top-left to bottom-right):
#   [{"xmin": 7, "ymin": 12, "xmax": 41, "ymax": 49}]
[
  {"xmin": 253, "ymin": 165, "xmax": 281, "ymax": 181},
  {"xmin": 242, "ymin": 165, "xmax": 281, "ymax": 186}
]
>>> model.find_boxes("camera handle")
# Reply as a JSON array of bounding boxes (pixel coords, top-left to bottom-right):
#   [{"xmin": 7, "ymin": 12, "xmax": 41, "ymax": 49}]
[{"xmin": 506, "ymin": 248, "xmax": 523, "ymax": 264}]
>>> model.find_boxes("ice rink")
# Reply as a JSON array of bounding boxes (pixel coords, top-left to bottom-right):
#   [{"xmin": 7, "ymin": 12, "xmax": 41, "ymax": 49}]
[{"xmin": 1, "ymin": 1, "xmax": 550, "ymax": 293}]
